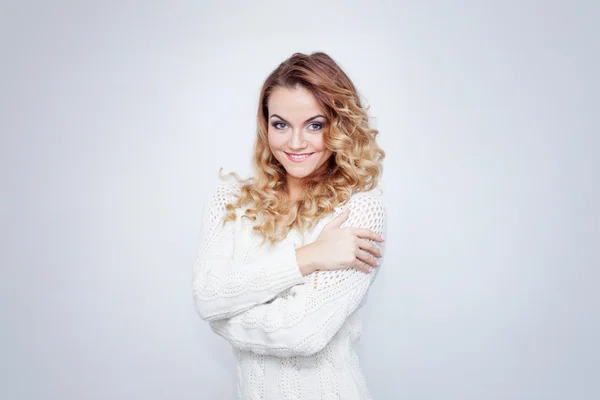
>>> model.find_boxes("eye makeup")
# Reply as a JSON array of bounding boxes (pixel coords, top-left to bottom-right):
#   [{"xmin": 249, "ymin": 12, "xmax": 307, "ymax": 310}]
[{"xmin": 270, "ymin": 121, "xmax": 324, "ymax": 131}]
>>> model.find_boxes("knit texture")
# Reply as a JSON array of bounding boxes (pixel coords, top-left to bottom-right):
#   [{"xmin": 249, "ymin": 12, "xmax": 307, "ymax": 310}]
[{"xmin": 192, "ymin": 180, "xmax": 387, "ymax": 400}]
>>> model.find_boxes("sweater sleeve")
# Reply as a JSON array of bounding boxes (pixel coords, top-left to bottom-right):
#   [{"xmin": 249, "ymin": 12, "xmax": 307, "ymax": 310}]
[
  {"xmin": 208, "ymin": 191, "xmax": 387, "ymax": 357},
  {"xmin": 192, "ymin": 182, "xmax": 306, "ymax": 322}
]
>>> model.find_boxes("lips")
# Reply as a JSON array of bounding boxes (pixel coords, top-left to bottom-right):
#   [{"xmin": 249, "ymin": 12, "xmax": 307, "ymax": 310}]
[{"xmin": 285, "ymin": 152, "xmax": 314, "ymax": 162}]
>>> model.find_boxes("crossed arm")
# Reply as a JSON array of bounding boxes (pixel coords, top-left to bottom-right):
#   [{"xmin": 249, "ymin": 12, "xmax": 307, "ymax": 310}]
[{"xmin": 192, "ymin": 182, "xmax": 387, "ymax": 357}]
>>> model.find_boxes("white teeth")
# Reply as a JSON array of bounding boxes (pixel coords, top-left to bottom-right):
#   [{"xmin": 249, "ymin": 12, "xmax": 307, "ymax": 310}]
[{"xmin": 289, "ymin": 153, "xmax": 311, "ymax": 160}]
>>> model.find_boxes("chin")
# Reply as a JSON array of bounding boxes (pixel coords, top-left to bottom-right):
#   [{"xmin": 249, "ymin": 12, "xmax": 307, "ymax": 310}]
[
  {"xmin": 282, "ymin": 165, "xmax": 313, "ymax": 177},
  {"xmin": 279, "ymin": 157, "xmax": 331, "ymax": 178},
  {"xmin": 286, "ymin": 171, "xmax": 313, "ymax": 179}
]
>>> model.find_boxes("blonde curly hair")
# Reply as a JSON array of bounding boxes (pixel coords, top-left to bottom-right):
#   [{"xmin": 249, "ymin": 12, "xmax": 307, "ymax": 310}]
[{"xmin": 220, "ymin": 51, "xmax": 385, "ymax": 246}]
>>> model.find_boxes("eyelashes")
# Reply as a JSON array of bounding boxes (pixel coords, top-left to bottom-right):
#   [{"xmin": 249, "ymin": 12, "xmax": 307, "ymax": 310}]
[{"xmin": 271, "ymin": 121, "xmax": 324, "ymax": 131}]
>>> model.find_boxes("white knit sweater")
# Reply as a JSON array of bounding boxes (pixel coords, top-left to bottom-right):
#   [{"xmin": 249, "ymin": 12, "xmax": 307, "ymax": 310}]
[{"xmin": 192, "ymin": 180, "xmax": 387, "ymax": 400}]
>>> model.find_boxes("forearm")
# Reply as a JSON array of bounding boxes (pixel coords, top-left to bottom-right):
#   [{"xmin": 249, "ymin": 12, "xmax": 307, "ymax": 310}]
[
  {"xmin": 295, "ymin": 243, "xmax": 319, "ymax": 276},
  {"xmin": 193, "ymin": 240, "xmax": 306, "ymax": 321},
  {"xmin": 209, "ymin": 274, "xmax": 374, "ymax": 357},
  {"xmin": 208, "ymin": 194, "xmax": 387, "ymax": 357}
]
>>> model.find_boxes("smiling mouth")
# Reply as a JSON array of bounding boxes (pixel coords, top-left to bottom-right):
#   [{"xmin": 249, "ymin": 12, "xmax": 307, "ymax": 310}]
[{"xmin": 285, "ymin": 152, "xmax": 314, "ymax": 162}]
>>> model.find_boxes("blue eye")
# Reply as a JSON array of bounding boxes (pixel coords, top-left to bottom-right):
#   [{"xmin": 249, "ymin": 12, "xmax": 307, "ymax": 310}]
[
  {"xmin": 272, "ymin": 122, "xmax": 287, "ymax": 130},
  {"xmin": 307, "ymin": 122, "xmax": 323, "ymax": 131}
]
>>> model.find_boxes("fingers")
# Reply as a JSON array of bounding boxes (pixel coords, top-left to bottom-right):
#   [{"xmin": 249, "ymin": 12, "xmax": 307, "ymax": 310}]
[
  {"xmin": 324, "ymin": 208, "xmax": 350, "ymax": 229},
  {"xmin": 356, "ymin": 238, "xmax": 382, "ymax": 258},
  {"xmin": 348, "ymin": 227, "xmax": 385, "ymax": 242},
  {"xmin": 355, "ymin": 249, "xmax": 380, "ymax": 269},
  {"xmin": 353, "ymin": 260, "xmax": 371, "ymax": 274},
  {"xmin": 352, "ymin": 258, "xmax": 377, "ymax": 274}
]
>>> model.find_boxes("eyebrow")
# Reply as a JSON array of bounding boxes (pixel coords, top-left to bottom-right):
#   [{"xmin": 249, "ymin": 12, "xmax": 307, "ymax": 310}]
[{"xmin": 269, "ymin": 114, "xmax": 326, "ymax": 124}]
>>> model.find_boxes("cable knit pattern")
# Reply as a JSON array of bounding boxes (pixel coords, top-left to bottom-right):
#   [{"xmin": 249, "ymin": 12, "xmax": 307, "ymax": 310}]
[
  {"xmin": 192, "ymin": 182, "xmax": 307, "ymax": 321},
  {"xmin": 193, "ymin": 180, "xmax": 387, "ymax": 400}
]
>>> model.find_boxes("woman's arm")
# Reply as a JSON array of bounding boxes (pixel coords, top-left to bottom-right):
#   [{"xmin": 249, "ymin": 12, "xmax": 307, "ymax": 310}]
[
  {"xmin": 208, "ymin": 192, "xmax": 387, "ymax": 357},
  {"xmin": 192, "ymin": 182, "xmax": 306, "ymax": 322}
]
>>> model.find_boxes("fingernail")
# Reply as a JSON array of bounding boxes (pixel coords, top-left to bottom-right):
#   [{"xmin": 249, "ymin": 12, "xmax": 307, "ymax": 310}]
[
  {"xmin": 368, "ymin": 267, "xmax": 373, "ymax": 273},
  {"xmin": 380, "ymin": 234, "xmax": 385, "ymax": 241}
]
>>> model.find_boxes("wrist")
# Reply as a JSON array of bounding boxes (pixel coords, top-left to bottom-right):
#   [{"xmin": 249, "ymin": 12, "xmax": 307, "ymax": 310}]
[{"xmin": 295, "ymin": 244, "xmax": 318, "ymax": 276}]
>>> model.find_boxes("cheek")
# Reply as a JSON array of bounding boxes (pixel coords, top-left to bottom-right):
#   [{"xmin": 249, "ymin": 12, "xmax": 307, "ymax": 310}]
[
  {"xmin": 311, "ymin": 134, "xmax": 327, "ymax": 151},
  {"xmin": 267, "ymin": 130, "xmax": 283, "ymax": 149},
  {"xmin": 314, "ymin": 135, "xmax": 332, "ymax": 159}
]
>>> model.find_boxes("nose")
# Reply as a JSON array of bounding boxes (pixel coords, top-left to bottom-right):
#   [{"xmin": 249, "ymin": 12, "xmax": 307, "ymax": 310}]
[{"xmin": 289, "ymin": 129, "xmax": 308, "ymax": 151}]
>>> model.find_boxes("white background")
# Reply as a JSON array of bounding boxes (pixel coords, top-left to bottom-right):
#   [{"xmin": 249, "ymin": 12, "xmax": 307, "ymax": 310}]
[{"xmin": 1, "ymin": 1, "xmax": 598, "ymax": 399}]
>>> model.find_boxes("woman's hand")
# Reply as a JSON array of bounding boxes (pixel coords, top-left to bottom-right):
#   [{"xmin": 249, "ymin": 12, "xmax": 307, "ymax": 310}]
[{"xmin": 295, "ymin": 207, "xmax": 385, "ymax": 275}]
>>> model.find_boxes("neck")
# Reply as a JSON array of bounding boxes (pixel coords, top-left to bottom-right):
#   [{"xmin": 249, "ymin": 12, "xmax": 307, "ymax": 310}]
[
  {"xmin": 286, "ymin": 175, "xmax": 303, "ymax": 202},
  {"xmin": 284, "ymin": 158, "xmax": 333, "ymax": 202}
]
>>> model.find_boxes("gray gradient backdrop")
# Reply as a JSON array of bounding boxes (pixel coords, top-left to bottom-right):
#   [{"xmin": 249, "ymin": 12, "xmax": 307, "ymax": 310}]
[{"xmin": 1, "ymin": 1, "xmax": 598, "ymax": 399}]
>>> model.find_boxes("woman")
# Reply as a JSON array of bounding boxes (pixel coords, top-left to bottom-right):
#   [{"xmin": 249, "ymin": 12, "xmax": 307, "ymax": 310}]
[{"xmin": 192, "ymin": 51, "xmax": 387, "ymax": 400}]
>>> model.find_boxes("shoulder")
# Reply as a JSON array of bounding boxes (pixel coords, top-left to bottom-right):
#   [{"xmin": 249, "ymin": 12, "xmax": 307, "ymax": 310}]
[
  {"xmin": 205, "ymin": 177, "xmax": 244, "ymax": 216},
  {"xmin": 327, "ymin": 186, "xmax": 387, "ymax": 231},
  {"xmin": 336, "ymin": 186, "xmax": 386, "ymax": 215},
  {"xmin": 211, "ymin": 180, "xmax": 243, "ymax": 202}
]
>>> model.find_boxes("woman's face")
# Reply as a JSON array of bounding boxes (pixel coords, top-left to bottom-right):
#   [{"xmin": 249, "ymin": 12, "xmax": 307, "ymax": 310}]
[{"xmin": 267, "ymin": 85, "xmax": 333, "ymax": 184}]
